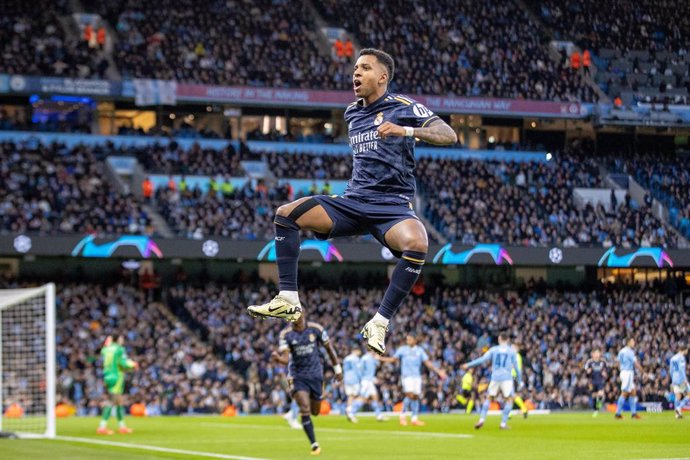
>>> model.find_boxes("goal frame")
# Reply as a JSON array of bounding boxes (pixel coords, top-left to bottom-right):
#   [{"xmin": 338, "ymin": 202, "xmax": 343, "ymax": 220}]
[{"xmin": 0, "ymin": 283, "xmax": 56, "ymax": 438}]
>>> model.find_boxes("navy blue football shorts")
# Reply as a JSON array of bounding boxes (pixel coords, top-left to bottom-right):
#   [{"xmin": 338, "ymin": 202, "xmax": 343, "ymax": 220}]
[
  {"xmin": 290, "ymin": 376, "xmax": 324, "ymax": 401},
  {"xmin": 310, "ymin": 195, "xmax": 420, "ymax": 258},
  {"xmin": 590, "ymin": 380, "xmax": 605, "ymax": 392}
]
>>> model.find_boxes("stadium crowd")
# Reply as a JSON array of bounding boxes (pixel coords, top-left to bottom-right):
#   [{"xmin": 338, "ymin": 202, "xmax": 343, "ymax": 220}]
[
  {"xmin": 0, "ymin": 0, "xmax": 108, "ymax": 78},
  {"xmin": 3, "ymin": 268, "xmax": 686, "ymax": 417},
  {"xmin": 1, "ymin": 136, "xmax": 682, "ymax": 248},
  {"xmin": 0, "ymin": 141, "xmax": 150, "ymax": 235},
  {"xmin": 168, "ymin": 280, "xmax": 689, "ymax": 414},
  {"xmin": 530, "ymin": 0, "xmax": 690, "ymax": 102},
  {"xmin": 0, "ymin": 0, "xmax": 606, "ymax": 101},
  {"xmin": 418, "ymin": 149, "xmax": 679, "ymax": 248},
  {"xmin": 154, "ymin": 181, "xmax": 284, "ymax": 240},
  {"xmin": 52, "ymin": 282, "xmax": 236, "ymax": 416},
  {"xmin": 99, "ymin": 0, "xmax": 339, "ymax": 89},
  {"xmin": 315, "ymin": 0, "xmax": 598, "ymax": 101},
  {"xmin": 530, "ymin": 0, "xmax": 687, "ymax": 54},
  {"xmin": 608, "ymin": 154, "xmax": 690, "ymax": 240},
  {"xmin": 126, "ymin": 141, "xmax": 245, "ymax": 176}
]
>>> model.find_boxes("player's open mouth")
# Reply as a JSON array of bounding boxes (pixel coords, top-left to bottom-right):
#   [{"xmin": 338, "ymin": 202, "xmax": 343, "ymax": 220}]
[{"xmin": 353, "ymin": 79, "xmax": 362, "ymax": 90}]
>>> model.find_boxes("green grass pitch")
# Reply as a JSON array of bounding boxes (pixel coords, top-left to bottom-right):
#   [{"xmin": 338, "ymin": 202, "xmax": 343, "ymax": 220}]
[{"xmin": 2, "ymin": 412, "xmax": 688, "ymax": 459}]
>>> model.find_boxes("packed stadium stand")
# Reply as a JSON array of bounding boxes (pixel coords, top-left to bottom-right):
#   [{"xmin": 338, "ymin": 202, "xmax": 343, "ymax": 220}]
[
  {"xmin": 0, "ymin": 140, "xmax": 150, "ymax": 235},
  {"xmin": 87, "ymin": 0, "xmax": 340, "ymax": 88},
  {"xmin": 314, "ymin": 0, "xmax": 598, "ymax": 100},
  {"xmin": 0, "ymin": 0, "xmax": 108, "ymax": 78},
  {"xmin": 418, "ymin": 150, "xmax": 679, "ymax": 248},
  {"xmin": 527, "ymin": 0, "xmax": 690, "ymax": 104},
  {"xmin": 607, "ymin": 154, "xmax": 690, "ymax": 240},
  {"xmin": 4, "ymin": 276, "xmax": 681, "ymax": 414}
]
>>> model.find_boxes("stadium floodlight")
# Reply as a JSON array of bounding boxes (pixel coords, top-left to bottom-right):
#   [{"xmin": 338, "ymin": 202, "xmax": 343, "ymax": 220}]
[{"xmin": 0, "ymin": 284, "xmax": 56, "ymax": 438}]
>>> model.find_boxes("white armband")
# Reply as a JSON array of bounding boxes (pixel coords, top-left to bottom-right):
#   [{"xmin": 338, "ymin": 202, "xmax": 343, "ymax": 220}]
[
  {"xmin": 404, "ymin": 126, "xmax": 415, "ymax": 137},
  {"xmin": 333, "ymin": 364, "xmax": 342, "ymax": 375}
]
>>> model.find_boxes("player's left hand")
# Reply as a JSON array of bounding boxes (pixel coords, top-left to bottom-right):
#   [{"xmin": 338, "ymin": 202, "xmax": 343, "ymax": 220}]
[
  {"xmin": 461, "ymin": 364, "xmax": 468, "ymax": 371},
  {"xmin": 438, "ymin": 369, "xmax": 448, "ymax": 380},
  {"xmin": 377, "ymin": 121, "xmax": 406, "ymax": 139}
]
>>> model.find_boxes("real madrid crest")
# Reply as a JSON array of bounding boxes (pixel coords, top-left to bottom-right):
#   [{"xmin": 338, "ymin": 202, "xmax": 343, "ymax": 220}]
[{"xmin": 374, "ymin": 112, "xmax": 384, "ymax": 126}]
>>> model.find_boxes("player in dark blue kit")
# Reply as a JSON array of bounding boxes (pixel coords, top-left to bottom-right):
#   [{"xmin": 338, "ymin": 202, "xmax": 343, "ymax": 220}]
[
  {"xmin": 584, "ymin": 349, "xmax": 608, "ymax": 417},
  {"xmin": 248, "ymin": 48, "xmax": 457, "ymax": 354},
  {"xmin": 271, "ymin": 311, "xmax": 343, "ymax": 456}
]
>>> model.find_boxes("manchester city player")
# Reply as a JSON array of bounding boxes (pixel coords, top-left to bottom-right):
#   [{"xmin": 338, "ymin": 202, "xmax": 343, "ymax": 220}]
[
  {"xmin": 248, "ymin": 48, "xmax": 457, "ymax": 355},
  {"xmin": 584, "ymin": 349, "xmax": 608, "ymax": 417},
  {"xmin": 462, "ymin": 333, "xmax": 522, "ymax": 430},
  {"xmin": 272, "ymin": 312, "xmax": 343, "ymax": 455},
  {"xmin": 615, "ymin": 338, "xmax": 643, "ymax": 419},
  {"xmin": 670, "ymin": 342, "xmax": 689, "ymax": 419},
  {"xmin": 380, "ymin": 334, "xmax": 446, "ymax": 426},
  {"xmin": 343, "ymin": 346, "xmax": 362, "ymax": 423},
  {"xmin": 358, "ymin": 350, "xmax": 387, "ymax": 421}
]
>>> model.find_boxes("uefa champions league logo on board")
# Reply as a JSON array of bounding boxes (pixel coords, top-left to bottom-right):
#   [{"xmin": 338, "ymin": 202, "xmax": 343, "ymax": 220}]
[
  {"xmin": 597, "ymin": 247, "xmax": 673, "ymax": 268},
  {"xmin": 71, "ymin": 235, "xmax": 163, "ymax": 258},
  {"xmin": 432, "ymin": 244, "xmax": 513, "ymax": 265},
  {"xmin": 257, "ymin": 239, "xmax": 343, "ymax": 262}
]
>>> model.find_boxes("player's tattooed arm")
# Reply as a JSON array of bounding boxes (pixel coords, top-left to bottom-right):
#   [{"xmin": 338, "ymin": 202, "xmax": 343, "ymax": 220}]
[
  {"xmin": 377, "ymin": 119, "xmax": 457, "ymax": 145},
  {"xmin": 271, "ymin": 350, "xmax": 290, "ymax": 365},
  {"xmin": 412, "ymin": 119, "xmax": 458, "ymax": 145}
]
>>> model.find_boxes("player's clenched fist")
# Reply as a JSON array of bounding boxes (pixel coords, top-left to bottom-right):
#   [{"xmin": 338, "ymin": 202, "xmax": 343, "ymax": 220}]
[{"xmin": 377, "ymin": 121, "xmax": 406, "ymax": 138}]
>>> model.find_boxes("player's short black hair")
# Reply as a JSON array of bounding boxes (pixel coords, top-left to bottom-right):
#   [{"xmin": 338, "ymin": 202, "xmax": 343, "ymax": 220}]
[
  {"xmin": 498, "ymin": 332, "xmax": 509, "ymax": 342},
  {"xmin": 359, "ymin": 48, "xmax": 395, "ymax": 83}
]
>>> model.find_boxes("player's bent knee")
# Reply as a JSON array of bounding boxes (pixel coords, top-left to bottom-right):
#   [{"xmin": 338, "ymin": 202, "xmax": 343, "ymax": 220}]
[
  {"xmin": 396, "ymin": 235, "xmax": 428, "ymax": 254},
  {"xmin": 275, "ymin": 203, "xmax": 293, "ymax": 218}
]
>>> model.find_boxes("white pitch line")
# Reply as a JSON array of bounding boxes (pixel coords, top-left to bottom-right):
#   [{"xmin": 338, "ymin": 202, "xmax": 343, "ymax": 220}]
[
  {"xmin": 201, "ymin": 422, "xmax": 473, "ymax": 439},
  {"xmin": 54, "ymin": 436, "xmax": 270, "ymax": 460}
]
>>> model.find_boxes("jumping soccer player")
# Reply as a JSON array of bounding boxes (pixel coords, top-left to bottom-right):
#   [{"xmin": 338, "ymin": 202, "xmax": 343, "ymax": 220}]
[
  {"xmin": 380, "ymin": 334, "xmax": 446, "ymax": 426},
  {"xmin": 615, "ymin": 338, "xmax": 643, "ymax": 419},
  {"xmin": 584, "ymin": 349, "xmax": 608, "ymax": 417},
  {"xmin": 670, "ymin": 342, "xmax": 689, "ymax": 419},
  {"xmin": 97, "ymin": 334, "xmax": 138, "ymax": 435},
  {"xmin": 272, "ymin": 312, "xmax": 343, "ymax": 455},
  {"xmin": 247, "ymin": 48, "xmax": 457, "ymax": 355},
  {"xmin": 343, "ymin": 346, "xmax": 362, "ymax": 423},
  {"xmin": 462, "ymin": 333, "xmax": 522, "ymax": 430}
]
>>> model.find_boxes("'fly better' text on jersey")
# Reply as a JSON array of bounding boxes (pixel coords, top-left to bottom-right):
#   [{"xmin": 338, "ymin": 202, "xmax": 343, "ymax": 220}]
[{"xmin": 344, "ymin": 92, "xmax": 439, "ymax": 205}]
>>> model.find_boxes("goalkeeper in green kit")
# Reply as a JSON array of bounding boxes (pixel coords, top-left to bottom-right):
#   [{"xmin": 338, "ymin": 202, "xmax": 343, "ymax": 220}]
[{"xmin": 97, "ymin": 334, "xmax": 138, "ymax": 435}]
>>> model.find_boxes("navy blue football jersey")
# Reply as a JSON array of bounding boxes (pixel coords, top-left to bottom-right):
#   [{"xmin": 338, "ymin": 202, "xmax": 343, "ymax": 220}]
[
  {"xmin": 344, "ymin": 92, "xmax": 440, "ymax": 205},
  {"xmin": 279, "ymin": 322, "xmax": 330, "ymax": 379}
]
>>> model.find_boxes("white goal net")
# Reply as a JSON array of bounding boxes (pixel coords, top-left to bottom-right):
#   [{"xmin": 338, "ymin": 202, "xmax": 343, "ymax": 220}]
[{"xmin": 0, "ymin": 284, "xmax": 55, "ymax": 438}]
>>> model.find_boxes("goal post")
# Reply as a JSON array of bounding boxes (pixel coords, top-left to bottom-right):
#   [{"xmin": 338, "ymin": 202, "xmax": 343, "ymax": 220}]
[{"xmin": 0, "ymin": 283, "xmax": 56, "ymax": 438}]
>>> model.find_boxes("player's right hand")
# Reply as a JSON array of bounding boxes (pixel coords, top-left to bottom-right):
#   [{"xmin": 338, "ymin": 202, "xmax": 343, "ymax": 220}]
[
  {"xmin": 377, "ymin": 121, "xmax": 405, "ymax": 139},
  {"xmin": 461, "ymin": 364, "xmax": 468, "ymax": 371},
  {"xmin": 132, "ymin": 361, "xmax": 139, "ymax": 369}
]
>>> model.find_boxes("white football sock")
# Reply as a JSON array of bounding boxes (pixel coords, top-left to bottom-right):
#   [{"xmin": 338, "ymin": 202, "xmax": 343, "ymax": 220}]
[
  {"xmin": 372, "ymin": 312, "xmax": 390, "ymax": 325},
  {"xmin": 279, "ymin": 290, "xmax": 300, "ymax": 304}
]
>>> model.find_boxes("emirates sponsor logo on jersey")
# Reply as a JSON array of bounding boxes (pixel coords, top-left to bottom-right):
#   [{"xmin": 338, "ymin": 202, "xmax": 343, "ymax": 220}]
[{"xmin": 349, "ymin": 129, "xmax": 380, "ymax": 154}]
